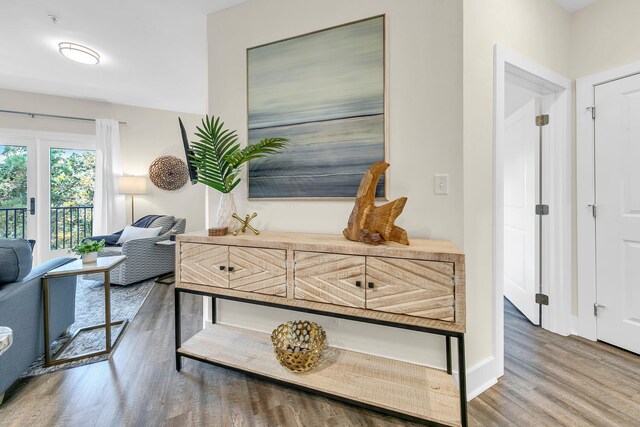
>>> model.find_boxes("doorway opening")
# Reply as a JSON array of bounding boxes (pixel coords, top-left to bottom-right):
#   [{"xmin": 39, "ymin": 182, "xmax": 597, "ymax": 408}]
[{"xmin": 493, "ymin": 45, "xmax": 572, "ymax": 378}]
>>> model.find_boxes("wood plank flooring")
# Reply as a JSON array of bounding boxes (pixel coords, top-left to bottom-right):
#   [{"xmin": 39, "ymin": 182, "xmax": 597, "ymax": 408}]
[
  {"xmin": 470, "ymin": 300, "xmax": 640, "ymax": 426},
  {"xmin": 0, "ymin": 286, "xmax": 638, "ymax": 426}
]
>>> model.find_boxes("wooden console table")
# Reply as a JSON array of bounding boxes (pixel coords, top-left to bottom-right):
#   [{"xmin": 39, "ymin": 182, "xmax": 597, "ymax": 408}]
[{"xmin": 174, "ymin": 231, "xmax": 466, "ymax": 426}]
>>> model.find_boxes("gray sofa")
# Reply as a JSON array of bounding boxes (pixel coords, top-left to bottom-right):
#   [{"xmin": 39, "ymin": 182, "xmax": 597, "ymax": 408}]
[
  {"xmin": 0, "ymin": 239, "xmax": 77, "ymax": 403},
  {"xmin": 86, "ymin": 216, "xmax": 186, "ymax": 286}
]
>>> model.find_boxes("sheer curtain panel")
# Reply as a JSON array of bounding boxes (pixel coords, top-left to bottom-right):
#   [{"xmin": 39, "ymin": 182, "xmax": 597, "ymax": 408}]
[{"xmin": 94, "ymin": 119, "xmax": 126, "ymax": 234}]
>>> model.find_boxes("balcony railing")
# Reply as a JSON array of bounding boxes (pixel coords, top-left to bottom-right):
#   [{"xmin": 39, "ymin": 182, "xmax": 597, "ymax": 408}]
[
  {"xmin": 0, "ymin": 206, "xmax": 94, "ymax": 250},
  {"xmin": 0, "ymin": 208, "xmax": 26, "ymax": 239},
  {"xmin": 51, "ymin": 206, "xmax": 94, "ymax": 250}
]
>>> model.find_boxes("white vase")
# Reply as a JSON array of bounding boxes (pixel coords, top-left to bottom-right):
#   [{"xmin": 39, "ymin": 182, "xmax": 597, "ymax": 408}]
[
  {"xmin": 216, "ymin": 192, "xmax": 237, "ymax": 230},
  {"xmin": 82, "ymin": 252, "xmax": 97, "ymax": 263}
]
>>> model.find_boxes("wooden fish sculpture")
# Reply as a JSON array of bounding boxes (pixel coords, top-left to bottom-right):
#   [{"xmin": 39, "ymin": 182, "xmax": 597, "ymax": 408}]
[{"xmin": 343, "ymin": 162, "xmax": 409, "ymax": 245}]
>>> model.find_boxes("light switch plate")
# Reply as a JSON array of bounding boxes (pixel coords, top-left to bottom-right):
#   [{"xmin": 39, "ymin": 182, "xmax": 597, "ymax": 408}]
[{"xmin": 434, "ymin": 174, "xmax": 449, "ymax": 195}]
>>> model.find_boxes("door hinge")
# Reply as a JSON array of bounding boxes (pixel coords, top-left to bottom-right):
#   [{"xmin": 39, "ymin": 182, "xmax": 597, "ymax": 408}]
[
  {"xmin": 588, "ymin": 203, "xmax": 597, "ymax": 218},
  {"xmin": 587, "ymin": 106, "xmax": 596, "ymax": 120},
  {"xmin": 535, "ymin": 204, "xmax": 549, "ymax": 215},
  {"xmin": 452, "ymin": 275, "xmax": 457, "ymax": 285},
  {"xmin": 535, "ymin": 115, "xmax": 550, "ymax": 126},
  {"xmin": 535, "ymin": 293, "xmax": 549, "ymax": 305},
  {"xmin": 594, "ymin": 303, "xmax": 606, "ymax": 316}
]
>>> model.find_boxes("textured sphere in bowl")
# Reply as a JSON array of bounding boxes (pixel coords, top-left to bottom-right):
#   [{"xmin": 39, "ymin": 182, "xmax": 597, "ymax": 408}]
[{"xmin": 271, "ymin": 321, "xmax": 326, "ymax": 373}]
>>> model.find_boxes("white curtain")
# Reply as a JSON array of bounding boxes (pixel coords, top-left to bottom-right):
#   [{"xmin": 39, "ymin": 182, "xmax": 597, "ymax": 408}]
[{"xmin": 93, "ymin": 119, "xmax": 126, "ymax": 234}]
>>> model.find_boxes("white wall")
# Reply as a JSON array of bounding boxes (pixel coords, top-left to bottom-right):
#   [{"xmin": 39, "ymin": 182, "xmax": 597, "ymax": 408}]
[
  {"xmin": 463, "ymin": 0, "xmax": 571, "ymax": 372},
  {"xmin": 0, "ymin": 88, "xmax": 206, "ymax": 231},
  {"xmin": 207, "ymin": 0, "xmax": 464, "ymax": 370},
  {"xmin": 571, "ymin": 0, "xmax": 640, "ymax": 79}
]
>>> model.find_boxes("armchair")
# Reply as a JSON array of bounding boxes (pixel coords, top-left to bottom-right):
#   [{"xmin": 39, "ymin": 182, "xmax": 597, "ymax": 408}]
[{"xmin": 86, "ymin": 216, "xmax": 186, "ymax": 286}]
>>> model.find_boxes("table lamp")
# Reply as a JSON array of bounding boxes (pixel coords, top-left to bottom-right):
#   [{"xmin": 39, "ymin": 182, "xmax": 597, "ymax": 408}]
[{"xmin": 118, "ymin": 176, "xmax": 147, "ymax": 222}]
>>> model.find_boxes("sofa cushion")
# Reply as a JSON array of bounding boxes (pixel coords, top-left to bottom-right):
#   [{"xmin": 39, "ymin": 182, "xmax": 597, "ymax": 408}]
[
  {"xmin": 149, "ymin": 215, "xmax": 175, "ymax": 234},
  {"xmin": 0, "ymin": 239, "xmax": 33, "ymax": 285}
]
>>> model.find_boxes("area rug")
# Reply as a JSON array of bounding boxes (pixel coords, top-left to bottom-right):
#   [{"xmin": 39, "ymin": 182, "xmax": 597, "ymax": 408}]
[{"xmin": 20, "ymin": 277, "xmax": 156, "ymax": 378}]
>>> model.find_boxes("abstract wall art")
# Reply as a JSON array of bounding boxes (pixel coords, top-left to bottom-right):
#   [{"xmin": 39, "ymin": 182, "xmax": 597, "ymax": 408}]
[{"xmin": 247, "ymin": 15, "xmax": 386, "ymax": 199}]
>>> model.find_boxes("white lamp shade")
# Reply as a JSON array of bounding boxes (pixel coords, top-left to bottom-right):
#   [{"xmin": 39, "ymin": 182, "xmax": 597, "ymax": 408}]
[{"xmin": 118, "ymin": 176, "xmax": 147, "ymax": 194}]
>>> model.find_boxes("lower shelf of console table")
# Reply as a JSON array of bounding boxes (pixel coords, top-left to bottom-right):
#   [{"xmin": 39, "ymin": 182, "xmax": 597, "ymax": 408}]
[
  {"xmin": 178, "ymin": 323, "xmax": 461, "ymax": 426},
  {"xmin": 174, "ymin": 289, "xmax": 467, "ymax": 427}
]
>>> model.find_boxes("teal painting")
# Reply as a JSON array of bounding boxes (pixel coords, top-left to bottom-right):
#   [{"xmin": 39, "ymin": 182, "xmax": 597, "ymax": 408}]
[{"xmin": 247, "ymin": 16, "xmax": 386, "ymax": 199}]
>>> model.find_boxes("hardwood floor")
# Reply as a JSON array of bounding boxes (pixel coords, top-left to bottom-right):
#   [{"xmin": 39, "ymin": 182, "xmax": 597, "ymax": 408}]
[
  {"xmin": 470, "ymin": 300, "xmax": 640, "ymax": 426},
  {"xmin": 0, "ymin": 286, "xmax": 638, "ymax": 426}
]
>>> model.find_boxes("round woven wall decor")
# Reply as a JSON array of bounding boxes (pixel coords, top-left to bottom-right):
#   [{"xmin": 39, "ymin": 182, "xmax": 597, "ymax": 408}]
[{"xmin": 148, "ymin": 155, "xmax": 189, "ymax": 191}]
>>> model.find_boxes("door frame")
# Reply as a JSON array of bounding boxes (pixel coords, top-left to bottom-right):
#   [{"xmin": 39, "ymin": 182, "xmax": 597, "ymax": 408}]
[
  {"xmin": 576, "ymin": 61, "xmax": 640, "ymax": 341},
  {"xmin": 493, "ymin": 44, "xmax": 572, "ymax": 377},
  {"xmin": 0, "ymin": 127, "xmax": 96, "ymax": 263}
]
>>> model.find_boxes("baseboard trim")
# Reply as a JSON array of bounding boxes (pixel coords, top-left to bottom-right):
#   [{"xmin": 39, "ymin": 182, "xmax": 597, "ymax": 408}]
[
  {"xmin": 454, "ymin": 356, "xmax": 498, "ymax": 400},
  {"xmin": 571, "ymin": 315, "xmax": 579, "ymax": 336}
]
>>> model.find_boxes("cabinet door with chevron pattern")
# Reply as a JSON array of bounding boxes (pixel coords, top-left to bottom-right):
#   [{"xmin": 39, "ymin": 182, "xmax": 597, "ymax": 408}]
[
  {"xmin": 294, "ymin": 251, "xmax": 366, "ymax": 308},
  {"xmin": 180, "ymin": 243, "xmax": 229, "ymax": 288},
  {"xmin": 229, "ymin": 247, "xmax": 287, "ymax": 297},
  {"xmin": 366, "ymin": 257, "xmax": 455, "ymax": 322}
]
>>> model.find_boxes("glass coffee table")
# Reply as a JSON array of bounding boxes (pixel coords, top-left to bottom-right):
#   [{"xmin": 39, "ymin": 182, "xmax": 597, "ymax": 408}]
[{"xmin": 42, "ymin": 255, "xmax": 127, "ymax": 367}]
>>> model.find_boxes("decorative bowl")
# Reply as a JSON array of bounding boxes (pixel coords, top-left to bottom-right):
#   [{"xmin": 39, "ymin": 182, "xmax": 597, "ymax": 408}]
[{"xmin": 271, "ymin": 321, "xmax": 326, "ymax": 373}]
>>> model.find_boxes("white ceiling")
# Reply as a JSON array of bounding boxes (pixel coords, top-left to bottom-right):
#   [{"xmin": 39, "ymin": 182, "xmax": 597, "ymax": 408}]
[
  {"xmin": 554, "ymin": 0, "xmax": 597, "ymax": 13},
  {"xmin": 1, "ymin": 0, "xmax": 595, "ymax": 115},
  {"xmin": 0, "ymin": 0, "xmax": 246, "ymax": 114}
]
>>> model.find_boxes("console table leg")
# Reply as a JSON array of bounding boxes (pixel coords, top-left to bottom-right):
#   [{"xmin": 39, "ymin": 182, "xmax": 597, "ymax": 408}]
[
  {"xmin": 446, "ymin": 336, "xmax": 452, "ymax": 374},
  {"xmin": 211, "ymin": 297, "xmax": 217, "ymax": 324},
  {"xmin": 458, "ymin": 334, "xmax": 467, "ymax": 427},
  {"xmin": 175, "ymin": 288, "xmax": 182, "ymax": 371}
]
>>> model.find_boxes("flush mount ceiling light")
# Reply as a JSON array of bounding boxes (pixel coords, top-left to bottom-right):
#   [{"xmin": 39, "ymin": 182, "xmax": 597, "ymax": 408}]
[{"xmin": 58, "ymin": 42, "xmax": 100, "ymax": 65}]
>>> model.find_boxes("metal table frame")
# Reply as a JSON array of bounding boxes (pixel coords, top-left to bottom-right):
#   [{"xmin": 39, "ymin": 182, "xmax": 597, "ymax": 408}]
[
  {"xmin": 174, "ymin": 287, "xmax": 467, "ymax": 427},
  {"xmin": 43, "ymin": 256, "xmax": 128, "ymax": 367}
]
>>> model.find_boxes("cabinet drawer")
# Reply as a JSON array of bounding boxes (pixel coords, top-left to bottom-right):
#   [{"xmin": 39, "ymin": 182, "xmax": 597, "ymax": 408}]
[
  {"xmin": 366, "ymin": 257, "xmax": 455, "ymax": 322},
  {"xmin": 229, "ymin": 247, "xmax": 287, "ymax": 297},
  {"xmin": 180, "ymin": 243, "xmax": 228, "ymax": 288},
  {"xmin": 294, "ymin": 251, "xmax": 366, "ymax": 308}
]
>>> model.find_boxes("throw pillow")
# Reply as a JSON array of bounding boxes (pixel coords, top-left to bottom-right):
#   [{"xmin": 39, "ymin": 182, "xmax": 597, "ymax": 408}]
[
  {"xmin": 116, "ymin": 225, "xmax": 162, "ymax": 245},
  {"xmin": 0, "ymin": 239, "xmax": 34, "ymax": 284},
  {"xmin": 149, "ymin": 215, "xmax": 175, "ymax": 234}
]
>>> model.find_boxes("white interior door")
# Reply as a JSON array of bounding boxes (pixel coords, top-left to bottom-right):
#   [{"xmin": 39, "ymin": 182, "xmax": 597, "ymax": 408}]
[
  {"xmin": 594, "ymin": 74, "xmax": 640, "ymax": 354},
  {"xmin": 504, "ymin": 98, "xmax": 540, "ymax": 325}
]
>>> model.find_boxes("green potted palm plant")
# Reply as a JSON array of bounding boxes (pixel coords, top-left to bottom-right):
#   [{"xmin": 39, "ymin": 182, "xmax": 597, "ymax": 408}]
[{"xmin": 187, "ymin": 115, "xmax": 288, "ymax": 232}]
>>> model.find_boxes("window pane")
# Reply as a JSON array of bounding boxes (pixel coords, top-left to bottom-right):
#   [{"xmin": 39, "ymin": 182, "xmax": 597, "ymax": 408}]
[
  {"xmin": 50, "ymin": 148, "xmax": 96, "ymax": 250},
  {"xmin": 0, "ymin": 145, "xmax": 28, "ymax": 239}
]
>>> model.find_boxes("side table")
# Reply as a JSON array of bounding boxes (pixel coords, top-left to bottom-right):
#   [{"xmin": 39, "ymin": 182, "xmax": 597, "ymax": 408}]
[
  {"xmin": 155, "ymin": 239, "xmax": 176, "ymax": 285},
  {"xmin": 0, "ymin": 326, "xmax": 12, "ymax": 356},
  {"xmin": 43, "ymin": 255, "xmax": 127, "ymax": 367},
  {"xmin": 0, "ymin": 326, "xmax": 13, "ymax": 404}
]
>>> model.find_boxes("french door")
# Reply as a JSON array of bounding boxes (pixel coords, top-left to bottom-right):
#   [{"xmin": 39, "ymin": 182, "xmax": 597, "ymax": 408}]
[{"xmin": 0, "ymin": 129, "xmax": 96, "ymax": 264}]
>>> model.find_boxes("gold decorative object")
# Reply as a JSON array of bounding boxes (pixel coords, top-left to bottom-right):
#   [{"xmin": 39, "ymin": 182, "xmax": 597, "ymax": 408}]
[
  {"xmin": 208, "ymin": 227, "xmax": 228, "ymax": 236},
  {"xmin": 343, "ymin": 162, "xmax": 409, "ymax": 245},
  {"xmin": 271, "ymin": 321, "xmax": 326, "ymax": 373},
  {"xmin": 148, "ymin": 155, "xmax": 189, "ymax": 191},
  {"xmin": 232, "ymin": 213, "xmax": 260, "ymax": 236}
]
